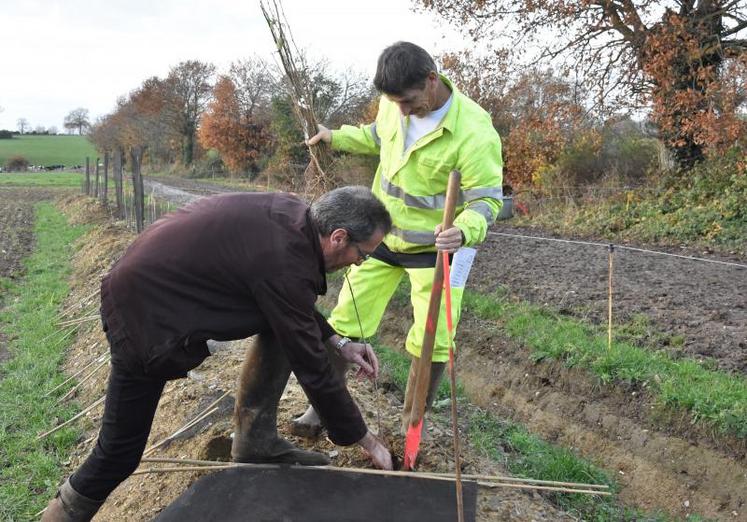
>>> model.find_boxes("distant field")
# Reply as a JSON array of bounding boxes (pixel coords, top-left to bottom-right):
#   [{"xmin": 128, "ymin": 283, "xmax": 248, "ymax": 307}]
[
  {"xmin": 0, "ymin": 135, "xmax": 97, "ymax": 167},
  {"xmin": 0, "ymin": 172, "xmax": 83, "ymax": 187}
]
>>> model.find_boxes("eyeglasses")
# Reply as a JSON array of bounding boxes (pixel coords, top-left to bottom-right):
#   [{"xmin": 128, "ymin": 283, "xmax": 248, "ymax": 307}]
[{"xmin": 353, "ymin": 243, "xmax": 371, "ymax": 262}]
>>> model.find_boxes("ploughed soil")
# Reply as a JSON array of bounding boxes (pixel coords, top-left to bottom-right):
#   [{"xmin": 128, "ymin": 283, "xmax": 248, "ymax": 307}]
[
  {"xmin": 43, "ymin": 183, "xmax": 747, "ymax": 521},
  {"xmin": 478, "ymin": 225, "xmax": 747, "ymax": 374},
  {"xmin": 0, "ymin": 188, "xmax": 64, "ymax": 365}
]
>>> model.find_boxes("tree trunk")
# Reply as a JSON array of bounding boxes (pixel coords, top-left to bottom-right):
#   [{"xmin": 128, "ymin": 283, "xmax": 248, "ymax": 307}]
[{"xmin": 182, "ymin": 130, "xmax": 194, "ymax": 166}]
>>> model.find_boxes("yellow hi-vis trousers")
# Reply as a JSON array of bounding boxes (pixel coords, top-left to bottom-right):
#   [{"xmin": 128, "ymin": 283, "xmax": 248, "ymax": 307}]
[{"xmin": 329, "ymin": 257, "xmax": 465, "ymax": 362}]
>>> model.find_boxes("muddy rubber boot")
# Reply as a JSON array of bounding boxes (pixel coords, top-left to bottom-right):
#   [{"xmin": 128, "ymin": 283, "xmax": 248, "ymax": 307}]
[
  {"xmin": 290, "ymin": 341, "xmax": 349, "ymax": 439},
  {"xmin": 401, "ymin": 360, "xmax": 446, "ymax": 438},
  {"xmin": 231, "ymin": 333, "xmax": 330, "ymax": 466},
  {"xmin": 40, "ymin": 479, "xmax": 104, "ymax": 522}
]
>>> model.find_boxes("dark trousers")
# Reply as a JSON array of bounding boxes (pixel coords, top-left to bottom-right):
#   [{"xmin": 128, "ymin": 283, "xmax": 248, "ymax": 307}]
[{"xmin": 69, "ymin": 362, "xmax": 165, "ymax": 501}]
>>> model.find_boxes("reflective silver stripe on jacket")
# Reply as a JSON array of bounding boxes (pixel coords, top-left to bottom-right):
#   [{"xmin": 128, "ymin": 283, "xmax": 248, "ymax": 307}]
[
  {"xmin": 380, "ymin": 175, "xmax": 502, "ymax": 210},
  {"xmin": 465, "ymin": 200, "xmax": 496, "ymax": 222},
  {"xmin": 389, "ymin": 226, "xmax": 436, "ymax": 245},
  {"xmin": 370, "ymin": 122, "xmax": 381, "ymax": 147}
]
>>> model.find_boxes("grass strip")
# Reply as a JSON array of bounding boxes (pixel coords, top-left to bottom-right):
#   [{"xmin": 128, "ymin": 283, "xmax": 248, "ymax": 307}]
[
  {"xmin": 374, "ymin": 339, "xmax": 714, "ymax": 520},
  {"xmin": 462, "ymin": 290, "xmax": 747, "ymax": 438},
  {"xmin": 0, "ymin": 172, "xmax": 83, "ymax": 187},
  {"xmin": 0, "ymin": 203, "xmax": 87, "ymax": 520},
  {"xmin": 467, "ymin": 410, "xmax": 716, "ymax": 521}
]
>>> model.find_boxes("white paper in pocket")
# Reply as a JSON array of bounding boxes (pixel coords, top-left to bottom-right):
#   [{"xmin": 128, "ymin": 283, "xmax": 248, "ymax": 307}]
[{"xmin": 449, "ymin": 247, "xmax": 477, "ymax": 289}]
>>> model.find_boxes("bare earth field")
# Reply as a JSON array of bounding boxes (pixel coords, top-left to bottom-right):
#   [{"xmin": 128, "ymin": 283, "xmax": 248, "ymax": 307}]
[
  {"xmin": 476, "ymin": 225, "xmax": 747, "ymax": 374},
  {"xmin": 23, "ymin": 183, "xmax": 747, "ymax": 520}
]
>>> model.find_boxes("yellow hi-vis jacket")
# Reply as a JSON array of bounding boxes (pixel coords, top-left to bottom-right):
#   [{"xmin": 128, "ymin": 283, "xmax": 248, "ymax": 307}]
[{"xmin": 331, "ymin": 75, "xmax": 503, "ymax": 254}]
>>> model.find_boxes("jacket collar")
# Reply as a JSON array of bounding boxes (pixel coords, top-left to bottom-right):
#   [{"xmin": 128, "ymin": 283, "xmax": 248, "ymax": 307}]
[{"xmin": 438, "ymin": 74, "xmax": 461, "ymax": 134}]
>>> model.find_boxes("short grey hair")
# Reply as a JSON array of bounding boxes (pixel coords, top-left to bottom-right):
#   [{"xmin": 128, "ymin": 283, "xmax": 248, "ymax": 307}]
[{"xmin": 311, "ymin": 186, "xmax": 392, "ymax": 242}]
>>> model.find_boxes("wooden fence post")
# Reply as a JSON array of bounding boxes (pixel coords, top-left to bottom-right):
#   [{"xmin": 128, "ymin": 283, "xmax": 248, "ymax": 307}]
[
  {"xmin": 94, "ymin": 157, "xmax": 100, "ymax": 198},
  {"xmin": 130, "ymin": 147, "xmax": 145, "ymax": 233},
  {"xmin": 85, "ymin": 157, "xmax": 90, "ymax": 195},
  {"xmin": 114, "ymin": 149, "xmax": 124, "ymax": 218},
  {"xmin": 101, "ymin": 152, "xmax": 109, "ymax": 206}
]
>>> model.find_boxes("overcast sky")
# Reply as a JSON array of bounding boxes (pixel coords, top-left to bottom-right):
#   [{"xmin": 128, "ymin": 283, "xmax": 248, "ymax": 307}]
[{"xmin": 0, "ymin": 0, "xmax": 463, "ymax": 132}]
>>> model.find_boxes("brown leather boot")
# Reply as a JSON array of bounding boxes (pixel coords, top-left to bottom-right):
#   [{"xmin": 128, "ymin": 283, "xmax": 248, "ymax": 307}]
[
  {"xmin": 290, "ymin": 341, "xmax": 349, "ymax": 439},
  {"xmin": 231, "ymin": 333, "xmax": 330, "ymax": 466},
  {"xmin": 401, "ymin": 359, "xmax": 446, "ymax": 437},
  {"xmin": 40, "ymin": 479, "xmax": 104, "ymax": 522}
]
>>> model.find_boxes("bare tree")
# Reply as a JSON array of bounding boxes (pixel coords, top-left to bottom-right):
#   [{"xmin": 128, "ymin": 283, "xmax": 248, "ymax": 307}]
[
  {"xmin": 417, "ymin": 0, "xmax": 747, "ymax": 168},
  {"xmin": 165, "ymin": 60, "xmax": 216, "ymax": 165},
  {"xmin": 17, "ymin": 118, "xmax": 28, "ymax": 134},
  {"xmin": 229, "ymin": 56, "xmax": 278, "ymax": 120},
  {"xmin": 64, "ymin": 108, "xmax": 91, "ymax": 135}
]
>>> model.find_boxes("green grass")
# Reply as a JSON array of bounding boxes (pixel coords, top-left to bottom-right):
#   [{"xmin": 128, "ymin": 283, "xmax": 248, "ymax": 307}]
[
  {"xmin": 462, "ymin": 290, "xmax": 747, "ymax": 438},
  {"xmin": 466, "ymin": 410, "xmax": 710, "ymax": 521},
  {"xmin": 0, "ymin": 203, "xmax": 88, "ymax": 520},
  {"xmin": 0, "ymin": 135, "xmax": 96, "ymax": 167},
  {"xmin": 371, "ymin": 338, "xmax": 463, "ymax": 401},
  {"xmin": 383, "ymin": 274, "xmax": 747, "ymax": 439},
  {"xmin": 0, "ymin": 172, "xmax": 83, "ymax": 187}
]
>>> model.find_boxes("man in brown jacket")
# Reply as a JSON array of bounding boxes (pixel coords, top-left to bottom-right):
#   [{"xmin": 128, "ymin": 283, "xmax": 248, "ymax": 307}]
[{"xmin": 42, "ymin": 186, "xmax": 393, "ymax": 522}]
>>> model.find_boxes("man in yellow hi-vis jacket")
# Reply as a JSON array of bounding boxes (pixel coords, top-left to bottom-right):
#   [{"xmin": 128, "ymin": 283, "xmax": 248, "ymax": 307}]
[{"xmin": 299, "ymin": 41, "xmax": 503, "ymax": 437}]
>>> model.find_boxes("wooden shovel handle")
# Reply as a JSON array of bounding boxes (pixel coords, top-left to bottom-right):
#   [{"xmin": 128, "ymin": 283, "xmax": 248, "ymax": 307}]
[{"xmin": 408, "ymin": 170, "xmax": 461, "ymax": 428}]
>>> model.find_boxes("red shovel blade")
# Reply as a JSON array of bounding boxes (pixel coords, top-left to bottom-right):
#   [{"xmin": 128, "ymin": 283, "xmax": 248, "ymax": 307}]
[{"xmin": 403, "ymin": 419, "xmax": 424, "ymax": 470}]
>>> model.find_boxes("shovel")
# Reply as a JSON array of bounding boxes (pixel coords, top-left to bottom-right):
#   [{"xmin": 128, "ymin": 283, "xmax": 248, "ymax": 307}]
[{"xmin": 403, "ymin": 170, "xmax": 461, "ymax": 470}]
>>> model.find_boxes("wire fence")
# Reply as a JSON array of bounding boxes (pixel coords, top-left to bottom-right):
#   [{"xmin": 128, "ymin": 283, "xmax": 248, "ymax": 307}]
[
  {"xmin": 76, "ymin": 159, "xmax": 744, "ymax": 366},
  {"xmin": 487, "ymin": 231, "xmax": 747, "ymax": 269}
]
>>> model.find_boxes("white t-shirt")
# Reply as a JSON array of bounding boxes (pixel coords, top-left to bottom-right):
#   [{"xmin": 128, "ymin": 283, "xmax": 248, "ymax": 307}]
[{"xmin": 404, "ymin": 93, "xmax": 453, "ymax": 150}]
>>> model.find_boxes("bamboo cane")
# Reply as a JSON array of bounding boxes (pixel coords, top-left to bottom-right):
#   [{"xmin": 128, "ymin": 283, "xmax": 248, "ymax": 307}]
[
  {"xmin": 441, "ymin": 252, "xmax": 463, "ymax": 522},
  {"xmin": 139, "ymin": 456, "xmax": 609, "ymax": 490},
  {"xmin": 56, "ymin": 314, "xmax": 99, "ymax": 328},
  {"xmin": 56, "ymin": 290, "xmax": 100, "ymax": 319},
  {"xmin": 36, "ymin": 396, "xmax": 105, "ymax": 440},
  {"xmin": 131, "ymin": 462, "xmax": 609, "ymax": 495},
  {"xmin": 143, "ymin": 390, "xmax": 230, "ymax": 456},
  {"xmin": 143, "ymin": 407, "xmax": 220, "ymax": 457},
  {"xmin": 45, "ymin": 352, "xmax": 107, "ymax": 397},
  {"xmin": 56, "ymin": 358, "xmax": 110, "ymax": 403}
]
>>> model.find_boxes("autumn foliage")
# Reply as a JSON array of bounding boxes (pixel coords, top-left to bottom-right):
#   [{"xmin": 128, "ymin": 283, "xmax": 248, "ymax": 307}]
[
  {"xmin": 442, "ymin": 53, "xmax": 594, "ymax": 188},
  {"xmin": 198, "ymin": 77, "xmax": 272, "ymax": 175}
]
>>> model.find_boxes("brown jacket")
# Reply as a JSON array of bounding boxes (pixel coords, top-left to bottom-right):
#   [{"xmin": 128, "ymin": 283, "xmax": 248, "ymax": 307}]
[{"xmin": 100, "ymin": 192, "xmax": 366, "ymax": 445}]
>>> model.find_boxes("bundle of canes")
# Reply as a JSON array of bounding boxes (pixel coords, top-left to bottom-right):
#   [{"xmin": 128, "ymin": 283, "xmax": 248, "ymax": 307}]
[{"xmin": 260, "ymin": 0, "xmax": 337, "ymax": 198}]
